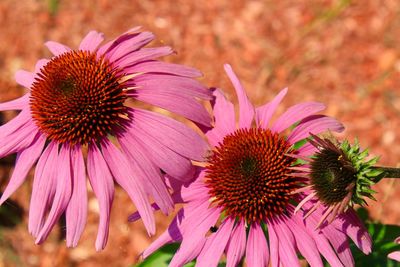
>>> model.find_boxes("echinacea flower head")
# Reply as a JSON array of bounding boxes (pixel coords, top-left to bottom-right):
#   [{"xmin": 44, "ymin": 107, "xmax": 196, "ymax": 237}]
[
  {"xmin": 0, "ymin": 28, "xmax": 211, "ymax": 250},
  {"xmin": 141, "ymin": 64, "xmax": 372, "ymax": 267},
  {"xmin": 294, "ymin": 134, "xmax": 381, "ymax": 228}
]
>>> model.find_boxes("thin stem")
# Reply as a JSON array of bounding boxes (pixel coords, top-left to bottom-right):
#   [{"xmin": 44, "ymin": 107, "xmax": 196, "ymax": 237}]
[{"xmin": 372, "ymin": 166, "xmax": 400, "ymax": 181}]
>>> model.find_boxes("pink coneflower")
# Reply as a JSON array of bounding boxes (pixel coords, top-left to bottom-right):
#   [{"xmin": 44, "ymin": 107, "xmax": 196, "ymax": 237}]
[
  {"xmin": 388, "ymin": 237, "xmax": 400, "ymax": 262},
  {"xmin": 139, "ymin": 64, "xmax": 372, "ymax": 267},
  {"xmin": 0, "ymin": 28, "xmax": 210, "ymax": 250}
]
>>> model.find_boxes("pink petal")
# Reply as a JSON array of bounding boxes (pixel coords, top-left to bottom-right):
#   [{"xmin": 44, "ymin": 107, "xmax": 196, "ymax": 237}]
[
  {"xmin": 298, "ymin": 142, "xmax": 318, "ymax": 156},
  {"xmin": 196, "ymin": 218, "xmax": 235, "ymax": 267},
  {"xmin": 271, "ymin": 102, "xmax": 326, "ymax": 133},
  {"xmin": 66, "ymin": 145, "xmax": 88, "ymax": 247},
  {"xmin": 78, "ymin": 31, "xmax": 104, "ymax": 52},
  {"xmin": 287, "ymin": 214, "xmax": 324, "ymax": 267},
  {"xmin": 101, "ymin": 140, "xmax": 155, "ymax": 235},
  {"xmin": 332, "ymin": 209, "xmax": 372, "ymax": 254},
  {"xmin": 34, "ymin": 59, "xmax": 49, "ymax": 73},
  {"xmin": 0, "ymin": 94, "xmax": 29, "ymax": 111},
  {"xmin": 288, "ymin": 116, "xmax": 345, "ymax": 144},
  {"xmin": 131, "ymin": 74, "xmax": 212, "ymax": 100},
  {"xmin": 106, "ymin": 31, "xmax": 155, "ymax": 62},
  {"xmin": 35, "ymin": 145, "xmax": 73, "ymax": 244},
  {"xmin": 142, "ymin": 209, "xmax": 184, "ymax": 258},
  {"xmin": 245, "ymin": 223, "xmax": 270, "ymax": 267},
  {"xmin": 131, "ymin": 108, "xmax": 209, "ymax": 161},
  {"xmin": 389, "ymin": 251, "xmax": 400, "ymax": 262},
  {"xmin": 115, "ymin": 47, "xmax": 173, "ymax": 69},
  {"xmin": 205, "ymin": 89, "xmax": 235, "ymax": 146},
  {"xmin": 268, "ymin": 223, "xmax": 280, "ymax": 267},
  {"xmin": 0, "ymin": 119, "xmax": 39, "ymax": 158},
  {"xmin": 179, "ymin": 172, "xmax": 209, "ymax": 203},
  {"xmin": 256, "ymin": 87, "xmax": 288, "ymax": 128},
  {"xmin": 44, "ymin": 41, "xmax": 71, "ymax": 56},
  {"xmin": 15, "ymin": 70, "xmax": 35, "ymax": 89},
  {"xmin": 300, "ymin": 208, "xmax": 345, "ymax": 267},
  {"xmin": 121, "ymin": 128, "xmax": 195, "ymax": 181},
  {"xmin": 170, "ymin": 206, "xmax": 220, "ymax": 267},
  {"xmin": 126, "ymin": 61, "xmax": 202, "ymax": 77},
  {"xmin": 225, "ymin": 220, "xmax": 246, "ymax": 267},
  {"xmin": 133, "ymin": 90, "xmax": 211, "ymax": 126},
  {"xmin": 0, "ymin": 108, "xmax": 31, "ymax": 139},
  {"xmin": 97, "ymin": 28, "xmax": 142, "ymax": 56},
  {"xmin": 28, "ymin": 141, "xmax": 58, "ymax": 237},
  {"xmin": 0, "ymin": 133, "xmax": 45, "ymax": 205},
  {"xmin": 273, "ymin": 221, "xmax": 301, "ymax": 267},
  {"xmin": 119, "ymin": 135, "xmax": 173, "ymax": 214},
  {"xmin": 87, "ymin": 144, "xmax": 114, "ymax": 251},
  {"xmin": 224, "ymin": 64, "xmax": 254, "ymax": 128}
]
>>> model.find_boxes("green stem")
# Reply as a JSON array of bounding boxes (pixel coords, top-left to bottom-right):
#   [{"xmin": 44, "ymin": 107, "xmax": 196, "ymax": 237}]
[{"xmin": 372, "ymin": 166, "xmax": 400, "ymax": 181}]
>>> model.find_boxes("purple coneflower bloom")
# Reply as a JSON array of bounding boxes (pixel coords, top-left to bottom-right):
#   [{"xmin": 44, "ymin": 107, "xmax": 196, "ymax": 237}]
[
  {"xmin": 139, "ymin": 64, "xmax": 372, "ymax": 267},
  {"xmin": 389, "ymin": 237, "xmax": 400, "ymax": 262},
  {"xmin": 0, "ymin": 28, "xmax": 210, "ymax": 250}
]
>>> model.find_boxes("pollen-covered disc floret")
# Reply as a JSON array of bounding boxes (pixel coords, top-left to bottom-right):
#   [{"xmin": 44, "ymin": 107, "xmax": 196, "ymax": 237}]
[
  {"xmin": 30, "ymin": 50, "xmax": 128, "ymax": 145},
  {"xmin": 205, "ymin": 128, "xmax": 297, "ymax": 223}
]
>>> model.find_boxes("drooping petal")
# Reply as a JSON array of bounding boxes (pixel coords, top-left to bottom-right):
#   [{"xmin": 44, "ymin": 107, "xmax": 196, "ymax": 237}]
[
  {"xmin": 288, "ymin": 116, "xmax": 345, "ymax": 144},
  {"xmin": 126, "ymin": 61, "xmax": 202, "ymax": 77},
  {"xmin": 15, "ymin": 70, "xmax": 35, "ymax": 89},
  {"xmin": 225, "ymin": 220, "xmax": 246, "ymax": 267},
  {"xmin": 0, "ymin": 119, "xmax": 39, "ymax": 158},
  {"xmin": 0, "ymin": 133, "xmax": 45, "ymax": 205},
  {"xmin": 35, "ymin": 145, "xmax": 73, "ymax": 244},
  {"xmin": 169, "ymin": 205, "xmax": 220, "ymax": 267},
  {"xmin": 245, "ymin": 223, "xmax": 270, "ymax": 267},
  {"xmin": 271, "ymin": 102, "xmax": 325, "ymax": 133},
  {"xmin": 273, "ymin": 221, "xmax": 301, "ymax": 267},
  {"xmin": 287, "ymin": 213, "xmax": 324, "ymax": 267},
  {"xmin": 142, "ymin": 209, "xmax": 184, "ymax": 258},
  {"xmin": 45, "ymin": 41, "xmax": 71, "ymax": 56},
  {"xmin": 130, "ymin": 108, "xmax": 209, "ymax": 161},
  {"xmin": 119, "ymin": 135, "xmax": 173, "ymax": 214},
  {"xmin": 79, "ymin": 31, "xmax": 104, "ymax": 52},
  {"xmin": 66, "ymin": 145, "xmax": 88, "ymax": 247},
  {"xmin": 121, "ymin": 127, "xmax": 195, "ymax": 181},
  {"xmin": 0, "ymin": 94, "xmax": 29, "ymax": 111},
  {"xmin": 224, "ymin": 64, "xmax": 254, "ymax": 128},
  {"xmin": 268, "ymin": 222, "xmax": 280, "ymax": 267},
  {"xmin": 101, "ymin": 140, "xmax": 155, "ymax": 235},
  {"xmin": 87, "ymin": 144, "xmax": 115, "ymax": 251},
  {"xmin": 256, "ymin": 87, "xmax": 288, "ymax": 128},
  {"xmin": 28, "ymin": 141, "xmax": 58, "ymax": 237},
  {"xmin": 332, "ymin": 209, "xmax": 372, "ymax": 254},
  {"xmin": 196, "ymin": 218, "xmax": 235, "ymax": 267}
]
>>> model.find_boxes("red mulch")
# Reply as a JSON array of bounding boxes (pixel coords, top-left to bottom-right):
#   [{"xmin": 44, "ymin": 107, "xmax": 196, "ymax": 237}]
[{"xmin": 0, "ymin": 1, "xmax": 399, "ymax": 266}]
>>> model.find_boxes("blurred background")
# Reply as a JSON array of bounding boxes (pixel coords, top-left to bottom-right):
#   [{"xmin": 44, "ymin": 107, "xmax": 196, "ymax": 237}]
[{"xmin": 0, "ymin": 0, "xmax": 399, "ymax": 266}]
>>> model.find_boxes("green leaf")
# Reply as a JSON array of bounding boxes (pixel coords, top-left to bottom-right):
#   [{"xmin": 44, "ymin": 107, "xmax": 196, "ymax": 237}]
[{"xmin": 135, "ymin": 243, "xmax": 195, "ymax": 267}]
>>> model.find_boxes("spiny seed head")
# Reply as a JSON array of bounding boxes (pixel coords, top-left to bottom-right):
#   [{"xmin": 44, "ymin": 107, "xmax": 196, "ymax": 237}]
[
  {"xmin": 30, "ymin": 50, "xmax": 128, "ymax": 145},
  {"xmin": 309, "ymin": 134, "xmax": 380, "ymax": 207},
  {"xmin": 205, "ymin": 128, "xmax": 298, "ymax": 223}
]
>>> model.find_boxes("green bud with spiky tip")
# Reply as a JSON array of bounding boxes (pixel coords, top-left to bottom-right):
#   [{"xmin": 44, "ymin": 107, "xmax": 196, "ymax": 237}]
[{"xmin": 339, "ymin": 138, "xmax": 383, "ymax": 206}]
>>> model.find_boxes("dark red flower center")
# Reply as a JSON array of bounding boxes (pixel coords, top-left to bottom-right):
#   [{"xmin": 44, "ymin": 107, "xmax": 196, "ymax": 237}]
[
  {"xmin": 30, "ymin": 50, "xmax": 128, "ymax": 145},
  {"xmin": 205, "ymin": 128, "xmax": 297, "ymax": 223}
]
